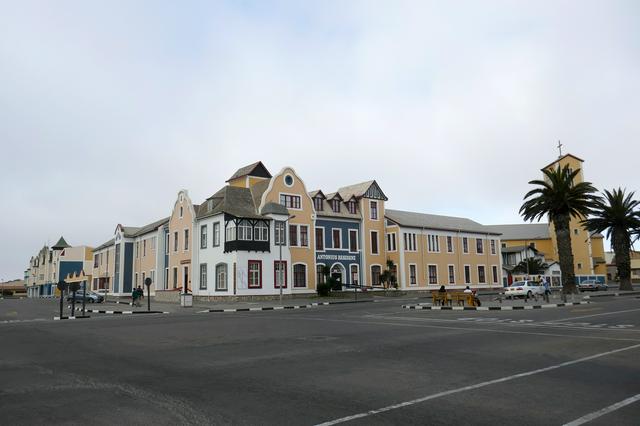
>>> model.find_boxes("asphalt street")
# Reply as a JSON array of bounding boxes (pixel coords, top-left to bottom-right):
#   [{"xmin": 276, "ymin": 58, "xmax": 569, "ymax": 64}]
[{"xmin": 1, "ymin": 296, "xmax": 639, "ymax": 425}]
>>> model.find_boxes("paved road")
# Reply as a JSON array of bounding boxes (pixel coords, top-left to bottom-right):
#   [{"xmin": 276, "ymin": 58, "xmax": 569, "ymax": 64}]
[{"xmin": 1, "ymin": 296, "xmax": 639, "ymax": 425}]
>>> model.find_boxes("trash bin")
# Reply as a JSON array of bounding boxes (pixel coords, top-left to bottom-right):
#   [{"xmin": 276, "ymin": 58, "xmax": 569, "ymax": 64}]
[{"xmin": 180, "ymin": 293, "xmax": 193, "ymax": 307}]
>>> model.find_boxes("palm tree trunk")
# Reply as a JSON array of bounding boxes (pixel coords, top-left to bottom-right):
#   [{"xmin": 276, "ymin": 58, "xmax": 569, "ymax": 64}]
[
  {"xmin": 613, "ymin": 229, "xmax": 633, "ymax": 291},
  {"xmin": 554, "ymin": 213, "xmax": 577, "ymax": 295}
]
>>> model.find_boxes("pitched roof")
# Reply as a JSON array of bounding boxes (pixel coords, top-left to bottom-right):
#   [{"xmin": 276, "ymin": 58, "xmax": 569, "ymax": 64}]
[
  {"xmin": 338, "ymin": 180, "xmax": 388, "ymax": 201},
  {"xmin": 121, "ymin": 226, "xmax": 140, "ymax": 237},
  {"xmin": 315, "ymin": 198, "xmax": 361, "ymax": 220},
  {"xmin": 386, "ymin": 209, "xmax": 499, "ymax": 235},
  {"xmin": 52, "ymin": 236, "xmax": 71, "ymax": 250},
  {"xmin": 198, "ymin": 186, "xmax": 264, "ymax": 220},
  {"xmin": 133, "ymin": 217, "xmax": 170, "ymax": 237},
  {"xmin": 226, "ymin": 161, "xmax": 272, "ymax": 182},
  {"xmin": 542, "ymin": 153, "xmax": 585, "ymax": 171},
  {"xmin": 308, "ymin": 190, "xmax": 325, "ymax": 199},
  {"xmin": 484, "ymin": 224, "xmax": 550, "ymax": 240}
]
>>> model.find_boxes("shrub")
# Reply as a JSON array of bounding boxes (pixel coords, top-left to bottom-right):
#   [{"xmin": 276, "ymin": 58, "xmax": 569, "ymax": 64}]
[{"xmin": 316, "ymin": 282, "xmax": 331, "ymax": 297}]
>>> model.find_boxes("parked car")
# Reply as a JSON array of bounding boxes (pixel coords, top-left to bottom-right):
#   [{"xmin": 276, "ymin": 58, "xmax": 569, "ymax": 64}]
[
  {"xmin": 505, "ymin": 280, "xmax": 545, "ymax": 299},
  {"xmin": 66, "ymin": 291, "xmax": 104, "ymax": 303},
  {"xmin": 578, "ymin": 280, "xmax": 608, "ymax": 292}
]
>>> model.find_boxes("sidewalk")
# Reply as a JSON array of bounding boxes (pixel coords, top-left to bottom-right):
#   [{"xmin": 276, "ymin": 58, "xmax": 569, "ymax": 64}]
[{"xmin": 405, "ymin": 293, "xmax": 590, "ymax": 311}]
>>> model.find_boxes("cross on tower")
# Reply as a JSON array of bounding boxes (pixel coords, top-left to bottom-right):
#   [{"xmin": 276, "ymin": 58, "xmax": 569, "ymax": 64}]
[{"xmin": 557, "ymin": 140, "xmax": 563, "ymax": 157}]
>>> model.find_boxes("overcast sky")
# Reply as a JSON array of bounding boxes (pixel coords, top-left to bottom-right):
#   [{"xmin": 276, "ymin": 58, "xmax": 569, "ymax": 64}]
[{"xmin": 1, "ymin": 1, "xmax": 639, "ymax": 279}]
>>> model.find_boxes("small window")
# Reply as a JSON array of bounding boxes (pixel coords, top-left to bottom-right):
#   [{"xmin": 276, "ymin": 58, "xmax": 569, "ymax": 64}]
[
  {"xmin": 349, "ymin": 230, "xmax": 358, "ymax": 252},
  {"xmin": 463, "ymin": 237, "xmax": 469, "ymax": 253},
  {"xmin": 314, "ymin": 197, "xmax": 323, "ymax": 211},
  {"xmin": 574, "ymin": 229, "xmax": 579, "ymax": 235},
  {"xmin": 179, "ymin": 206, "xmax": 183, "ymax": 218},
  {"xmin": 476, "ymin": 238, "xmax": 484, "ymax": 254},
  {"xmin": 255, "ymin": 222, "xmax": 269, "ymax": 242},
  {"xmin": 248, "ymin": 260, "xmax": 262, "ymax": 288},
  {"xmin": 275, "ymin": 221, "xmax": 286, "ymax": 246},
  {"xmin": 478, "ymin": 265, "xmax": 486, "ymax": 283},
  {"xmin": 215, "ymin": 263, "xmax": 227, "ymax": 291},
  {"xmin": 174, "ymin": 232, "xmax": 178, "ymax": 252},
  {"xmin": 293, "ymin": 264, "xmax": 307, "ymax": 288},
  {"xmin": 199, "ymin": 264, "xmax": 207, "ymax": 290},
  {"xmin": 448, "ymin": 265, "xmax": 455, "ymax": 284},
  {"xmin": 428, "ymin": 265, "xmax": 438, "ymax": 285},
  {"xmin": 447, "ymin": 236, "xmax": 453, "ymax": 253},
  {"xmin": 409, "ymin": 264, "xmax": 417, "ymax": 285},
  {"xmin": 464, "ymin": 265, "xmax": 471, "ymax": 284},
  {"xmin": 490, "ymin": 240, "xmax": 496, "ymax": 255},
  {"xmin": 213, "ymin": 222, "xmax": 220, "ymax": 246},
  {"xmin": 332, "ymin": 229, "xmax": 341, "ymax": 249},
  {"xmin": 200, "ymin": 225, "xmax": 207, "ymax": 249},
  {"xmin": 370, "ymin": 201, "xmax": 378, "ymax": 220},
  {"xmin": 316, "ymin": 264, "xmax": 326, "ymax": 285},
  {"xmin": 274, "ymin": 261, "xmax": 287, "ymax": 288},
  {"xmin": 492, "ymin": 265, "xmax": 498, "ymax": 284},
  {"xmin": 371, "ymin": 266, "xmax": 381, "ymax": 286},
  {"xmin": 315, "ymin": 228, "xmax": 324, "ymax": 251},
  {"xmin": 300, "ymin": 225, "xmax": 309, "ymax": 247},
  {"xmin": 284, "ymin": 174, "xmax": 294, "ymax": 187},
  {"xmin": 332, "ymin": 199, "xmax": 341, "ymax": 213},
  {"xmin": 347, "ymin": 201, "xmax": 357, "ymax": 214},
  {"xmin": 387, "ymin": 233, "xmax": 396, "ymax": 251},
  {"xmin": 577, "ymin": 262, "xmax": 583, "ymax": 270},
  {"xmin": 184, "ymin": 229, "xmax": 189, "ymax": 250},
  {"xmin": 289, "ymin": 225, "xmax": 298, "ymax": 246},
  {"xmin": 371, "ymin": 231, "xmax": 379, "ymax": 255}
]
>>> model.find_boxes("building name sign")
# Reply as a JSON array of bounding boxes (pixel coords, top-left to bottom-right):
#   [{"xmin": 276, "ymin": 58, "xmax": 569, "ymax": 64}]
[{"xmin": 317, "ymin": 254, "xmax": 356, "ymax": 262}]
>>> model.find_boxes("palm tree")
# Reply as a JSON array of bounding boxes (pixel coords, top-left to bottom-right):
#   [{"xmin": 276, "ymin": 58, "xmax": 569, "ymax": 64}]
[
  {"xmin": 520, "ymin": 165, "xmax": 598, "ymax": 296},
  {"xmin": 513, "ymin": 258, "xmax": 548, "ymax": 275},
  {"xmin": 582, "ymin": 188, "xmax": 640, "ymax": 291}
]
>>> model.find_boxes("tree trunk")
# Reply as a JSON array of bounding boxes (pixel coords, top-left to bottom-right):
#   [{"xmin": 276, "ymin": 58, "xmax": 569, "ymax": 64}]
[
  {"xmin": 613, "ymin": 228, "xmax": 633, "ymax": 291},
  {"xmin": 553, "ymin": 213, "xmax": 577, "ymax": 295}
]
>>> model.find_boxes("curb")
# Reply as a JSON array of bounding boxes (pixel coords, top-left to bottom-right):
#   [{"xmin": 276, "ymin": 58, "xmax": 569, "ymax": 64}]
[
  {"xmin": 53, "ymin": 315, "xmax": 91, "ymax": 320},
  {"xmin": 402, "ymin": 301, "xmax": 591, "ymax": 311},
  {"xmin": 69, "ymin": 306, "xmax": 168, "ymax": 315},
  {"xmin": 198, "ymin": 300, "xmax": 373, "ymax": 313},
  {"xmin": 583, "ymin": 291, "xmax": 640, "ymax": 299}
]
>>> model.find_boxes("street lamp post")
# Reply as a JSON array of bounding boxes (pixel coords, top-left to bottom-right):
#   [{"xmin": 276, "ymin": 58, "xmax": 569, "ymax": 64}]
[
  {"xmin": 57, "ymin": 280, "xmax": 67, "ymax": 318},
  {"xmin": 144, "ymin": 277, "xmax": 152, "ymax": 312},
  {"xmin": 278, "ymin": 215, "xmax": 295, "ymax": 304}
]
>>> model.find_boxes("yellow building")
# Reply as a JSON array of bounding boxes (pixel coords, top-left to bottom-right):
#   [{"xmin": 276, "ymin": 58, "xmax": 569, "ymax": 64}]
[
  {"xmin": 385, "ymin": 210, "xmax": 503, "ymax": 289},
  {"xmin": 488, "ymin": 153, "xmax": 607, "ymax": 279}
]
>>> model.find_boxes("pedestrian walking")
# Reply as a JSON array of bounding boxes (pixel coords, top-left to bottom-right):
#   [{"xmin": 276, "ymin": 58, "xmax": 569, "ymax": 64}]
[
  {"xmin": 542, "ymin": 276, "xmax": 551, "ymax": 303},
  {"xmin": 135, "ymin": 286, "xmax": 144, "ymax": 307}
]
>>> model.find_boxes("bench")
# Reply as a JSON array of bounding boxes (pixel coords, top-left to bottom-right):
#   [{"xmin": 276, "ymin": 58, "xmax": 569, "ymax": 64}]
[
  {"xmin": 451, "ymin": 292, "xmax": 477, "ymax": 307},
  {"xmin": 432, "ymin": 291, "xmax": 451, "ymax": 306}
]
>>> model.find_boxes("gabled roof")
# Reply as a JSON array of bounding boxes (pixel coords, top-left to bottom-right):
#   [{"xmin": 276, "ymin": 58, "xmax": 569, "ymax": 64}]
[
  {"xmin": 309, "ymin": 190, "xmax": 326, "ymax": 199},
  {"xmin": 226, "ymin": 161, "xmax": 272, "ymax": 182},
  {"xmin": 52, "ymin": 236, "xmax": 71, "ymax": 250},
  {"xmin": 385, "ymin": 209, "xmax": 499, "ymax": 235},
  {"xmin": 542, "ymin": 153, "xmax": 584, "ymax": 171},
  {"xmin": 325, "ymin": 192, "xmax": 343, "ymax": 201},
  {"xmin": 198, "ymin": 186, "xmax": 264, "ymax": 220},
  {"xmin": 484, "ymin": 224, "xmax": 550, "ymax": 240},
  {"xmin": 338, "ymin": 180, "xmax": 388, "ymax": 201},
  {"xmin": 133, "ymin": 217, "xmax": 170, "ymax": 237}
]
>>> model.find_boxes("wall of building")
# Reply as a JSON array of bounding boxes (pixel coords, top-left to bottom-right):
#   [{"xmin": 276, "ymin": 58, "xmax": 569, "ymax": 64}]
[{"xmin": 167, "ymin": 190, "xmax": 195, "ymax": 292}]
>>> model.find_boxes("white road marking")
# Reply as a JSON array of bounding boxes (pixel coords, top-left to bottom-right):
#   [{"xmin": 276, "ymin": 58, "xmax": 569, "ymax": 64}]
[
  {"xmin": 548, "ymin": 307, "xmax": 640, "ymax": 323},
  {"xmin": 563, "ymin": 393, "xmax": 640, "ymax": 426},
  {"xmin": 293, "ymin": 315, "xmax": 640, "ymax": 342},
  {"xmin": 315, "ymin": 344, "xmax": 640, "ymax": 425}
]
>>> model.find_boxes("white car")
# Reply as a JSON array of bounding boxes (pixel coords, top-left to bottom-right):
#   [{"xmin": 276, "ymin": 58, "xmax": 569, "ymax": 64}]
[{"xmin": 505, "ymin": 280, "xmax": 545, "ymax": 299}]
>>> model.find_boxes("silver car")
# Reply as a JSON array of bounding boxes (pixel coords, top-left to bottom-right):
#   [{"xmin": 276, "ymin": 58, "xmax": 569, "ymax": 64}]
[{"xmin": 578, "ymin": 280, "xmax": 608, "ymax": 292}]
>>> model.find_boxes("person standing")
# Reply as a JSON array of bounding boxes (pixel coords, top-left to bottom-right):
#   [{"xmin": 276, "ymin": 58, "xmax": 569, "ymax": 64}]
[{"xmin": 542, "ymin": 276, "xmax": 551, "ymax": 303}]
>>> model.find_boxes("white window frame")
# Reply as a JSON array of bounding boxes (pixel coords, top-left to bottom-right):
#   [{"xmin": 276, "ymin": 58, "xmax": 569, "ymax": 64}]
[
  {"xmin": 200, "ymin": 224, "xmax": 208, "ymax": 249},
  {"xmin": 348, "ymin": 229, "xmax": 358, "ymax": 253},
  {"xmin": 477, "ymin": 265, "xmax": 486, "ymax": 284},
  {"xmin": 491, "ymin": 265, "xmax": 499, "ymax": 284},
  {"xmin": 279, "ymin": 192, "xmax": 302, "ymax": 211},
  {"xmin": 292, "ymin": 262, "xmax": 308, "ymax": 288},
  {"xmin": 463, "ymin": 237, "xmax": 469, "ymax": 254},
  {"xmin": 369, "ymin": 200, "xmax": 379, "ymax": 220},
  {"xmin": 299, "ymin": 225, "xmax": 309, "ymax": 247},
  {"xmin": 199, "ymin": 263, "xmax": 207, "ymax": 290},
  {"xmin": 428, "ymin": 234, "xmax": 440, "ymax": 253},
  {"xmin": 349, "ymin": 263, "xmax": 359, "ymax": 286},
  {"xmin": 331, "ymin": 228, "xmax": 342, "ymax": 250},
  {"xmin": 464, "ymin": 264, "xmax": 471, "ymax": 284},
  {"xmin": 490, "ymin": 239, "xmax": 496, "ymax": 255},
  {"xmin": 387, "ymin": 232, "xmax": 397, "ymax": 252},
  {"xmin": 213, "ymin": 222, "xmax": 220, "ymax": 247},
  {"xmin": 427, "ymin": 264, "xmax": 438, "ymax": 285},
  {"xmin": 476, "ymin": 238, "xmax": 484, "ymax": 255},
  {"xmin": 408, "ymin": 263, "xmax": 418, "ymax": 286},
  {"xmin": 447, "ymin": 264, "xmax": 456, "ymax": 285},
  {"xmin": 183, "ymin": 228, "xmax": 189, "ymax": 252},
  {"xmin": 216, "ymin": 263, "xmax": 228, "ymax": 291},
  {"xmin": 446, "ymin": 236, "xmax": 454, "ymax": 253},
  {"xmin": 315, "ymin": 227, "xmax": 325, "ymax": 252},
  {"xmin": 370, "ymin": 230, "xmax": 379, "ymax": 255}
]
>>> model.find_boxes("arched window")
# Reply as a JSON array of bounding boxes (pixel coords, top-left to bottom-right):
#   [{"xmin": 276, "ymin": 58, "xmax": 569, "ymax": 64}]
[
  {"xmin": 255, "ymin": 222, "xmax": 268, "ymax": 241},
  {"xmin": 350, "ymin": 264, "xmax": 359, "ymax": 285},
  {"xmin": 371, "ymin": 265, "xmax": 381, "ymax": 286},
  {"xmin": 238, "ymin": 220, "xmax": 252, "ymax": 241},
  {"xmin": 216, "ymin": 263, "xmax": 228, "ymax": 291},
  {"xmin": 293, "ymin": 264, "xmax": 307, "ymax": 288}
]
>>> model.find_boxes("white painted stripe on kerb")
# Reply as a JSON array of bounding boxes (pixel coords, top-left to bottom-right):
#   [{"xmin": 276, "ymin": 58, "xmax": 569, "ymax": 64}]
[
  {"xmin": 563, "ymin": 393, "xmax": 640, "ymax": 426},
  {"xmin": 315, "ymin": 343, "xmax": 640, "ymax": 426}
]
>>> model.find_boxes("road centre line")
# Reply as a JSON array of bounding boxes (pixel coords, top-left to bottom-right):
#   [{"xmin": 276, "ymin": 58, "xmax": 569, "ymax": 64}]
[
  {"xmin": 362, "ymin": 313, "xmax": 639, "ymax": 333},
  {"xmin": 546, "ymin": 307, "xmax": 640, "ymax": 323},
  {"xmin": 289, "ymin": 315, "xmax": 640, "ymax": 342},
  {"xmin": 563, "ymin": 393, "xmax": 640, "ymax": 426},
  {"xmin": 315, "ymin": 343, "xmax": 640, "ymax": 425}
]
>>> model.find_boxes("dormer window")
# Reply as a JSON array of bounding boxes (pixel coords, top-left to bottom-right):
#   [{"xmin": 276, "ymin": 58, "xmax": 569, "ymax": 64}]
[
  {"xmin": 332, "ymin": 199, "xmax": 341, "ymax": 213},
  {"xmin": 314, "ymin": 197, "xmax": 323, "ymax": 211},
  {"xmin": 207, "ymin": 199, "xmax": 213, "ymax": 210},
  {"xmin": 347, "ymin": 201, "xmax": 357, "ymax": 214}
]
